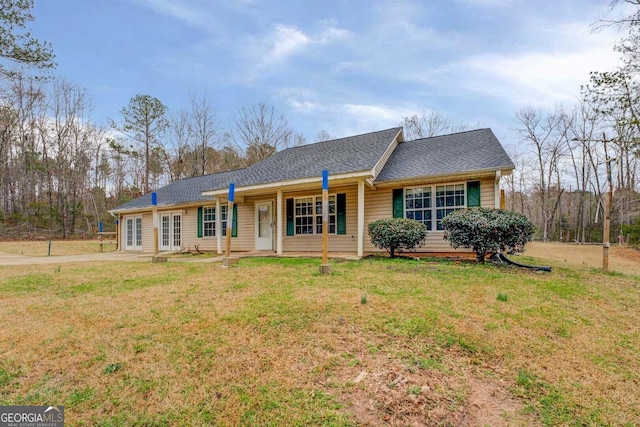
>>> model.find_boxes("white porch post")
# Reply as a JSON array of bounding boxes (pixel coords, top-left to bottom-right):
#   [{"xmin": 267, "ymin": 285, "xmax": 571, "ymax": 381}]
[
  {"xmin": 276, "ymin": 189, "xmax": 283, "ymax": 255},
  {"xmin": 216, "ymin": 197, "xmax": 222, "ymax": 254},
  {"xmin": 357, "ymin": 180, "xmax": 365, "ymax": 257},
  {"xmin": 494, "ymin": 170, "xmax": 502, "ymax": 208}
]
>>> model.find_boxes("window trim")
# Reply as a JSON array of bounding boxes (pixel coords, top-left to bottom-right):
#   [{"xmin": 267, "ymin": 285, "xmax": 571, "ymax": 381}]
[
  {"xmin": 403, "ymin": 182, "xmax": 467, "ymax": 231},
  {"xmin": 293, "ymin": 194, "xmax": 337, "ymax": 236},
  {"xmin": 202, "ymin": 205, "xmax": 229, "ymax": 237}
]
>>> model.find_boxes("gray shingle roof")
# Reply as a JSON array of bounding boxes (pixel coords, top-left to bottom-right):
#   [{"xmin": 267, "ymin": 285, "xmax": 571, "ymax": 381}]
[
  {"xmin": 111, "ymin": 169, "xmax": 244, "ymax": 212},
  {"xmin": 375, "ymin": 128, "xmax": 514, "ymax": 183},
  {"xmin": 111, "ymin": 127, "xmax": 401, "ymax": 212},
  {"xmin": 224, "ymin": 127, "xmax": 402, "ymax": 189},
  {"xmin": 112, "ymin": 127, "xmax": 512, "ymax": 212}
]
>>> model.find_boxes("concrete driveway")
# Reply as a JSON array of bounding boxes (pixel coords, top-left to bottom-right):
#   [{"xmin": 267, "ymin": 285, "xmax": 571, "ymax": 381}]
[{"xmin": 0, "ymin": 251, "xmax": 150, "ymax": 266}]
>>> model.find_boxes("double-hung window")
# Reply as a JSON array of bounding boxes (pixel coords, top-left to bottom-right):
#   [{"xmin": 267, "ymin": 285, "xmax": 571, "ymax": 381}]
[
  {"xmin": 404, "ymin": 184, "xmax": 466, "ymax": 230},
  {"xmin": 435, "ymin": 184, "xmax": 465, "ymax": 230},
  {"xmin": 295, "ymin": 195, "xmax": 336, "ymax": 235},
  {"xmin": 202, "ymin": 206, "xmax": 229, "ymax": 237},
  {"xmin": 405, "ymin": 187, "xmax": 433, "ymax": 230}
]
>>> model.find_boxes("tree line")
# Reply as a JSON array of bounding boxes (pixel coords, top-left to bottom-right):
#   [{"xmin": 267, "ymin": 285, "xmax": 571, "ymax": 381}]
[
  {"xmin": 0, "ymin": 0, "xmax": 638, "ymax": 244},
  {"xmin": 0, "ymin": 75, "xmax": 312, "ymax": 237},
  {"xmin": 507, "ymin": 1, "xmax": 640, "ymax": 243}
]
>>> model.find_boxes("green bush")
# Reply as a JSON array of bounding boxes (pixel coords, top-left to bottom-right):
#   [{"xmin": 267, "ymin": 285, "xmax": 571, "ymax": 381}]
[
  {"xmin": 442, "ymin": 208, "xmax": 535, "ymax": 263},
  {"xmin": 367, "ymin": 218, "xmax": 428, "ymax": 258},
  {"xmin": 621, "ymin": 216, "xmax": 640, "ymax": 246}
]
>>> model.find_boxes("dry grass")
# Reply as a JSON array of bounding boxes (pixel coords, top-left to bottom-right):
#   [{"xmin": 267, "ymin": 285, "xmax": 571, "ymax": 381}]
[
  {"xmin": 0, "ymin": 250, "xmax": 639, "ymax": 426},
  {"xmin": 0, "ymin": 239, "xmax": 117, "ymax": 257},
  {"xmin": 521, "ymin": 241, "xmax": 640, "ymax": 276}
]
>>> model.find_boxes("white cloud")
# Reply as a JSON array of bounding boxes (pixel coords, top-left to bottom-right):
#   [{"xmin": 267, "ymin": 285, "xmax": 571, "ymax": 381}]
[
  {"xmin": 132, "ymin": 0, "xmax": 209, "ymax": 29},
  {"xmin": 415, "ymin": 20, "xmax": 623, "ymax": 109},
  {"xmin": 261, "ymin": 25, "xmax": 310, "ymax": 66},
  {"xmin": 341, "ymin": 104, "xmax": 415, "ymax": 123},
  {"xmin": 242, "ymin": 20, "xmax": 352, "ymax": 79}
]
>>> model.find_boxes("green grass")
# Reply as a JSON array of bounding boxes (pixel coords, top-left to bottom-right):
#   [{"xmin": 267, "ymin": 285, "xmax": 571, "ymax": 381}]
[{"xmin": 0, "ymin": 257, "xmax": 638, "ymax": 425}]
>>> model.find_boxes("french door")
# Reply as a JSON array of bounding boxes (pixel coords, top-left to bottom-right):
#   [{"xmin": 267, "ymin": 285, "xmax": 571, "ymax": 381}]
[
  {"xmin": 160, "ymin": 213, "xmax": 182, "ymax": 251},
  {"xmin": 125, "ymin": 216, "xmax": 143, "ymax": 251}
]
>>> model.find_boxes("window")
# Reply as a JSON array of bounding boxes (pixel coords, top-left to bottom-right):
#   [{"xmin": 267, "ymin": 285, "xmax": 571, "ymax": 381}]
[
  {"xmin": 404, "ymin": 184, "xmax": 466, "ymax": 231},
  {"xmin": 202, "ymin": 206, "xmax": 228, "ymax": 237},
  {"xmin": 435, "ymin": 184, "xmax": 465, "ymax": 230},
  {"xmin": 405, "ymin": 187, "xmax": 432, "ymax": 230},
  {"xmin": 203, "ymin": 207, "xmax": 215, "ymax": 237},
  {"xmin": 295, "ymin": 195, "xmax": 336, "ymax": 235}
]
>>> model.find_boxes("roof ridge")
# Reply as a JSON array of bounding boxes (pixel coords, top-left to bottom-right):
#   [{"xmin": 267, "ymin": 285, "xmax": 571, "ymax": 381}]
[
  {"xmin": 279, "ymin": 126, "xmax": 403, "ymax": 152},
  {"xmin": 168, "ymin": 167, "xmax": 246, "ymax": 182},
  {"xmin": 407, "ymin": 128, "xmax": 491, "ymax": 143}
]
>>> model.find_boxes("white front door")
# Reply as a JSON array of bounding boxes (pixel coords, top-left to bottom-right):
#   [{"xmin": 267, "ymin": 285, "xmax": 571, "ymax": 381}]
[
  {"xmin": 255, "ymin": 201, "xmax": 273, "ymax": 250},
  {"xmin": 160, "ymin": 213, "xmax": 182, "ymax": 251},
  {"xmin": 125, "ymin": 216, "xmax": 143, "ymax": 251}
]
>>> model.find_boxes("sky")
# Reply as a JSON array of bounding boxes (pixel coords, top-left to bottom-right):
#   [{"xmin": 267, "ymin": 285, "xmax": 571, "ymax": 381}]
[{"xmin": 29, "ymin": 0, "xmax": 628, "ymax": 151}]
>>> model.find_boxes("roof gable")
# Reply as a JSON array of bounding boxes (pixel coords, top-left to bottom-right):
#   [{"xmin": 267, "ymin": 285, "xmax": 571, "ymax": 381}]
[
  {"xmin": 375, "ymin": 128, "xmax": 514, "ymax": 183},
  {"xmin": 221, "ymin": 127, "xmax": 402, "ymax": 190}
]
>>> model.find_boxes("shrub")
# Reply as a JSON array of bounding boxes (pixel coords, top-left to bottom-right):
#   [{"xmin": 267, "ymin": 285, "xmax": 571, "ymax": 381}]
[
  {"xmin": 368, "ymin": 218, "xmax": 428, "ymax": 258},
  {"xmin": 441, "ymin": 208, "xmax": 535, "ymax": 263},
  {"xmin": 621, "ymin": 216, "xmax": 640, "ymax": 247}
]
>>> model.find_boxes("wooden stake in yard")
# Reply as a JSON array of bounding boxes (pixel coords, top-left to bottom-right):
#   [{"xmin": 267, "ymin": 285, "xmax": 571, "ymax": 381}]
[
  {"xmin": 152, "ymin": 192, "xmax": 158, "ymax": 257},
  {"xmin": 319, "ymin": 170, "xmax": 332, "ymax": 275},
  {"xmin": 223, "ymin": 183, "xmax": 238, "ymax": 266}
]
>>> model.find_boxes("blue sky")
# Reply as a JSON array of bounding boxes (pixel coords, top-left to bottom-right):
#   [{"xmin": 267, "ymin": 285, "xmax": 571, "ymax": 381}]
[{"xmin": 31, "ymin": 0, "xmax": 625, "ymax": 149}]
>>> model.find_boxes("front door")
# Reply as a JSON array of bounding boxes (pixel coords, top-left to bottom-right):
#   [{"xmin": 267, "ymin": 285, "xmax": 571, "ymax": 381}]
[
  {"xmin": 160, "ymin": 213, "xmax": 182, "ymax": 251},
  {"xmin": 255, "ymin": 201, "xmax": 273, "ymax": 250}
]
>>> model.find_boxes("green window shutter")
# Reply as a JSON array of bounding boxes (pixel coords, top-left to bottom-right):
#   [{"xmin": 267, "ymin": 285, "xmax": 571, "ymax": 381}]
[
  {"xmin": 231, "ymin": 204, "xmax": 238, "ymax": 237},
  {"xmin": 392, "ymin": 188, "xmax": 404, "ymax": 218},
  {"xmin": 467, "ymin": 181, "xmax": 481, "ymax": 207},
  {"xmin": 337, "ymin": 193, "xmax": 346, "ymax": 235},
  {"xmin": 286, "ymin": 198, "xmax": 294, "ymax": 236},
  {"xmin": 197, "ymin": 207, "xmax": 203, "ymax": 238}
]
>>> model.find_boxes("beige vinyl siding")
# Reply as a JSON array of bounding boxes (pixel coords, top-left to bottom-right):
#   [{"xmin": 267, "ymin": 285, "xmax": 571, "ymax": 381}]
[
  {"xmin": 179, "ymin": 202, "xmax": 255, "ymax": 253},
  {"xmin": 363, "ymin": 187, "xmax": 394, "ymax": 253},
  {"xmin": 183, "ymin": 206, "xmax": 219, "ymax": 252},
  {"xmin": 233, "ymin": 202, "xmax": 255, "ymax": 251},
  {"xmin": 178, "ymin": 208, "xmax": 202, "ymax": 251},
  {"xmin": 363, "ymin": 177, "xmax": 496, "ymax": 254},
  {"xmin": 480, "ymin": 179, "xmax": 495, "ymax": 208},
  {"xmin": 141, "ymin": 212, "xmax": 153, "ymax": 252},
  {"xmin": 282, "ymin": 185, "xmax": 358, "ymax": 253}
]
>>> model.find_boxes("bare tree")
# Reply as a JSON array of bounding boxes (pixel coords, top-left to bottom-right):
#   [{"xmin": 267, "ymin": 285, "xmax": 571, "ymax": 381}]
[
  {"xmin": 316, "ymin": 129, "xmax": 335, "ymax": 142},
  {"xmin": 165, "ymin": 109, "xmax": 191, "ymax": 181},
  {"xmin": 401, "ymin": 110, "xmax": 467, "ymax": 140},
  {"xmin": 234, "ymin": 103, "xmax": 293, "ymax": 166},
  {"xmin": 516, "ymin": 107, "xmax": 571, "ymax": 241},
  {"xmin": 188, "ymin": 92, "xmax": 219, "ymax": 175}
]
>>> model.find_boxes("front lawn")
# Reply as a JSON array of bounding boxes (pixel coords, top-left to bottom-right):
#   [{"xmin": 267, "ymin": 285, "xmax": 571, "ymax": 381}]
[{"xmin": 0, "ymin": 257, "xmax": 638, "ymax": 426}]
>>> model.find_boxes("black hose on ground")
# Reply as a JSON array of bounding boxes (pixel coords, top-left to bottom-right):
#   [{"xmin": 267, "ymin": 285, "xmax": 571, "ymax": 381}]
[{"xmin": 491, "ymin": 252, "xmax": 552, "ymax": 272}]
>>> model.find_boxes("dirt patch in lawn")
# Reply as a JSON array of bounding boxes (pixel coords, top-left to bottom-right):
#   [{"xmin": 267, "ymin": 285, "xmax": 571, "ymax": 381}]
[
  {"xmin": 516, "ymin": 241, "xmax": 640, "ymax": 275},
  {"xmin": 333, "ymin": 351, "xmax": 535, "ymax": 427}
]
